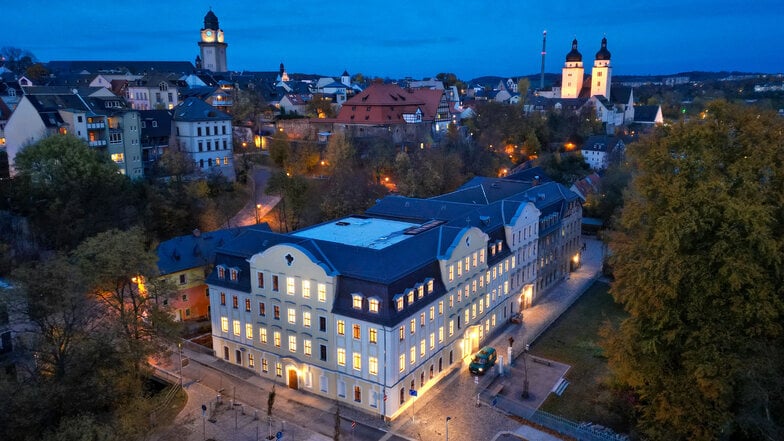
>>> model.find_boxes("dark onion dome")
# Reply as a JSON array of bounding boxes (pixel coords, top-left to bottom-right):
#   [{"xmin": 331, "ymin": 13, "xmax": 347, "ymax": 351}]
[
  {"xmin": 204, "ymin": 9, "xmax": 219, "ymax": 30},
  {"xmin": 566, "ymin": 39, "xmax": 582, "ymax": 62},
  {"xmin": 595, "ymin": 37, "xmax": 611, "ymax": 60}
]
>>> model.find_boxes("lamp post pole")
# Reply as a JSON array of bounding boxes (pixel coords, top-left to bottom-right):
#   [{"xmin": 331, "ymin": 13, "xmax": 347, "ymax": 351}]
[
  {"xmin": 178, "ymin": 342, "xmax": 183, "ymax": 387},
  {"xmin": 445, "ymin": 416, "xmax": 451, "ymax": 441},
  {"xmin": 255, "ymin": 203, "xmax": 261, "ymax": 224},
  {"xmin": 522, "ymin": 343, "xmax": 530, "ymax": 399}
]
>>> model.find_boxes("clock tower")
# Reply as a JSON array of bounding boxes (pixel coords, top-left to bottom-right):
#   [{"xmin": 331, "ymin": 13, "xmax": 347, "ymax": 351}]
[{"xmin": 198, "ymin": 9, "xmax": 228, "ymax": 72}]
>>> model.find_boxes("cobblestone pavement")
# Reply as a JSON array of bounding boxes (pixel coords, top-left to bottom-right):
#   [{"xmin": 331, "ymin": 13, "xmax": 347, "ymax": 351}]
[{"xmin": 151, "ymin": 237, "xmax": 605, "ymax": 441}]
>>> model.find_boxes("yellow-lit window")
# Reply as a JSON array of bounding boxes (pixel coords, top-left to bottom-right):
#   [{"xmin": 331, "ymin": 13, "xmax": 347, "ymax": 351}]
[
  {"xmin": 352, "ymin": 295, "xmax": 362, "ymax": 309},
  {"xmin": 449, "ymin": 320, "xmax": 454, "ymax": 336},
  {"xmin": 429, "ymin": 333, "xmax": 435, "ymax": 350},
  {"xmin": 352, "ymin": 324, "xmax": 361, "ymax": 340},
  {"xmin": 465, "ymin": 308, "xmax": 470, "ymax": 324},
  {"xmin": 399, "ymin": 354, "xmax": 405, "ymax": 372},
  {"xmin": 448, "ymin": 265, "xmax": 454, "ymax": 281},
  {"xmin": 288, "ymin": 308, "xmax": 296, "ymax": 324},
  {"xmin": 369, "ymin": 328, "xmax": 377, "ymax": 344},
  {"xmin": 232, "ymin": 320, "xmax": 240, "ymax": 336},
  {"xmin": 438, "ymin": 326, "xmax": 444, "ymax": 343},
  {"xmin": 274, "ymin": 331, "xmax": 281, "ymax": 348},
  {"xmin": 427, "ymin": 279, "xmax": 434, "ymax": 293},
  {"xmin": 303, "ymin": 311, "xmax": 311, "ymax": 328},
  {"xmin": 407, "ymin": 290, "xmax": 414, "ymax": 304},
  {"xmin": 429, "ymin": 306, "xmax": 435, "ymax": 321},
  {"xmin": 420, "ymin": 339, "xmax": 426, "ymax": 357},
  {"xmin": 317, "ymin": 283, "xmax": 326, "ymax": 302},
  {"xmin": 417, "ymin": 285, "xmax": 424, "ymax": 299},
  {"xmin": 353, "ymin": 353, "xmax": 361, "ymax": 371},
  {"xmin": 410, "ymin": 346, "xmax": 416, "ymax": 364},
  {"xmin": 288, "ymin": 335, "xmax": 297, "ymax": 353},
  {"xmin": 276, "ymin": 362, "xmax": 282, "ymax": 377},
  {"xmin": 457, "ymin": 261, "xmax": 462, "ymax": 277},
  {"xmin": 438, "ymin": 301, "xmax": 443, "ymax": 315},
  {"xmin": 286, "ymin": 277, "xmax": 295, "ymax": 295},
  {"xmin": 369, "ymin": 298, "xmax": 379, "ymax": 313},
  {"xmin": 220, "ymin": 317, "xmax": 228, "ymax": 332},
  {"xmin": 260, "ymin": 327, "xmax": 268, "ymax": 344},
  {"xmin": 245, "ymin": 323, "xmax": 253, "ymax": 340},
  {"xmin": 396, "ymin": 297, "xmax": 404, "ymax": 311},
  {"xmin": 337, "ymin": 320, "xmax": 345, "ymax": 335},
  {"xmin": 369, "ymin": 357, "xmax": 378, "ymax": 375},
  {"xmin": 337, "ymin": 348, "xmax": 346, "ymax": 366},
  {"xmin": 410, "ymin": 319, "xmax": 415, "ymax": 335},
  {"xmin": 472, "ymin": 251, "xmax": 478, "ymax": 267},
  {"xmin": 304, "ymin": 339, "xmax": 312, "ymax": 357},
  {"xmin": 302, "ymin": 280, "xmax": 311, "ymax": 298}
]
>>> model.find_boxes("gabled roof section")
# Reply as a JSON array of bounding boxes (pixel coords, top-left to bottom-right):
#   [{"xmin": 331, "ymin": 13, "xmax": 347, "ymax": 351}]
[
  {"xmin": 46, "ymin": 60, "xmax": 195, "ymax": 76},
  {"xmin": 173, "ymin": 97, "xmax": 231, "ymax": 121},
  {"xmin": 157, "ymin": 226, "xmax": 258, "ymax": 275},
  {"xmin": 610, "ymin": 86, "xmax": 633, "ymax": 105},
  {"xmin": 331, "ymin": 83, "xmax": 427, "ymax": 125},
  {"xmin": 366, "ymin": 195, "xmax": 477, "ymax": 223},
  {"xmin": 633, "ymin": 105, "xmax": 662, "ymax": 123},
  {"xmin": 436, "ymin": 177, "xmax": 534, "ymax": 205}
]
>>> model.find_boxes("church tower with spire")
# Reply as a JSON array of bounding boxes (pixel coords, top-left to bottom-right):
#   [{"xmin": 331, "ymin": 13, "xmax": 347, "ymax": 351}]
[
  {"xmin": 560, "ymin": 39, "xmax": 584, "ymax": 98},
  {"xmin": 198, "ymin": 9, "xmax": 228, "ymax": 72},
  {"xmin": 590, "ymin": 37, "xmax": 612, "ymax": 99}
]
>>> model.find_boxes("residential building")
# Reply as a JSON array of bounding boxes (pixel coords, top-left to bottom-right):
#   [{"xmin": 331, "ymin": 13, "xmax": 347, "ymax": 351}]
[
  {"xmin": 139, "ymin": 109, "xmax": 173, "ymax": 175},
  {"xmin": 126, "ymin": 73, "xmax": 180, "ymax": 110},
  {"xmin": 3, "ymin": 87, "xmax": 143, "ymax": 177},
  {"xmin": 157, "ymin": 227, "xmax": 264, "ymax": 322},
  {"xmin": 172, "ymin": 97, "xmax": 235, "ymax": 181},
  {"xmin": 206, "ymin": 173, "xmax": 580, "ymax": 419},
  {"xmin": 580, "ymin": 135, "xmax": 626, "ymax": 170}
]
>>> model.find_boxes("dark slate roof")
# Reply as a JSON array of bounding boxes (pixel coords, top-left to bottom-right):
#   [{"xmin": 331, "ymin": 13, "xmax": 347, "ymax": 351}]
[
  {"xmin": 180, "ymin": 86, "xmax": 217, "ymax": 100},
  {"xmin": 582, "ymin": 135, "xmax": 624, "ymax": 153},
  {"xmin": 46, "ymin": 60, "xmax": 195, "ymax": 76},
  {"xmin": 505, "ymin": 166, "xmax": 553, "ymax": 184},
  {"xmin": 139, "ymin": 109, "xmax": 173, "ymax": 137},
  {"xmin": 173, "ymin": 97, "xmax": 231, "ymax": 121},
  {"xmin": 437, "ymin": 177, "xmax": 533, "ymax": 205},
  {"xmin": 634, "ymin": 105, "xmax": 661, "ymax": 123},
  {"xmin": 366, "ymin": 195, "xmax": 476, "ymax": 223},
  {"xmin": 610, "ymin": 86, "xmax": 633, "ymax": 105},
  {"xmin": 157, "ymin": 226, "xmax": 262, "ymax": 275}
]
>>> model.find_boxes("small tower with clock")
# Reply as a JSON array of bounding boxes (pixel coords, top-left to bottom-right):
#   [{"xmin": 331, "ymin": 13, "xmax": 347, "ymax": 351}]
[{"xmin": 198, "ymin": 9, "xmax": 228, "ymax": 72}]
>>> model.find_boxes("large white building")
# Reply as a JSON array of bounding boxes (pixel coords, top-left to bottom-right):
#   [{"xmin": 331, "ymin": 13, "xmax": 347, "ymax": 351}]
[
  {"xmin": 207, "ymin": 172, "xmax": 581, "ymax": 419},
  {"xmin": 172, "ymin": 97, "xmax": 235, "ymax": 181}
]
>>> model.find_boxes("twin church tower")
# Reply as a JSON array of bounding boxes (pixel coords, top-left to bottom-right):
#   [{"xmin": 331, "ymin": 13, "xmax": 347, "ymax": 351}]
[{"xmin": 561, "ymin": 37, "xmax": 612, "ymax": 99}]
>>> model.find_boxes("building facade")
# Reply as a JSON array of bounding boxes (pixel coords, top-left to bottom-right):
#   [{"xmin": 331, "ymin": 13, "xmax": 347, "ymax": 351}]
[
  {"xmin": 207, "ymin": 174, "xmax": 581, "ymax": 419},
  {"xmin": 172, "ymin": 97, "xmax": 235, "ymax": 181}
]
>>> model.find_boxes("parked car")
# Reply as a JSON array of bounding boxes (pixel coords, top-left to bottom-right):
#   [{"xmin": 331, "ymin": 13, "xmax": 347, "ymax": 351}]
[
  {"xmin": 510, "ymin": 312, "xmax": 523, "ymax": 324},
  {"xmin": 469, "ymin": 346, "xmax": 497, "ymax": 375}
]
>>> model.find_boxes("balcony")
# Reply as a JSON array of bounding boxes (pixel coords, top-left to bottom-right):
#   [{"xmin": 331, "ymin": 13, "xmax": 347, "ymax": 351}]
[
  {"xmin": 87, "ymin": 122, "xmax": 106, "ymax": 129},
  {"xmin": 89, "ymin": 140, "xmax": 107, "ymax": 147}
]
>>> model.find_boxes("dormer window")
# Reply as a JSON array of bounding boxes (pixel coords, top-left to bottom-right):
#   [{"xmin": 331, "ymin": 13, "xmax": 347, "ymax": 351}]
[
  {"xmin": 426, "ymin": 279, "xmax": 434, "ymax": 293},
  {"xmin": 406, "ymin": 289, "xmax": 414, "ymax": 305},
  {"xmin": 394, "ymin": 295, "xmax": 404, "ymax": 311},
  {"xmin": 417, "ymin": 284, "xmax": 424, "ymax": 299},
  {"xmin": 368, "ymin": 298, "xmax": 380, "ymax": 313},
  {"xmin": 217, "ymin": 266, "xmax": 226, "ymax": 279},
  {"xmin": 352, "ymin": 294, "xmax": 363, "ymax": 310},
  {"xmin": 229, "ymin": 268, "xmax": 238, "ymax": 281}
]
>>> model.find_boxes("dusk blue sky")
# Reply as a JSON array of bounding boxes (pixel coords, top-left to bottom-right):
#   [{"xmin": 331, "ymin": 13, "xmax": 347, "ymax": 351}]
[{"xmin": 6, "ymin": 0, "xmax": 783, "ymax": 80}]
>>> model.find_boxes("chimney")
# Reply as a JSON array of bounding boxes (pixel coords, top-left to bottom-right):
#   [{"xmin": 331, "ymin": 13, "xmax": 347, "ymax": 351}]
[{"xmin": 192, "ymin": 228, "xmax": 201, "ymax": 237}]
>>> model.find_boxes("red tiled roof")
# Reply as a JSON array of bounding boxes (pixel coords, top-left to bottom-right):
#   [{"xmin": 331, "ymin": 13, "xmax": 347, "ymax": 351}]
[{"xmin": 332, "ymin": 83, "xmax": 428, "ymax": 125}]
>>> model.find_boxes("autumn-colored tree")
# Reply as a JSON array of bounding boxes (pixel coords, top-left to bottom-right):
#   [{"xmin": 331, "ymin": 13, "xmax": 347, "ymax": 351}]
[{"xmin": 605, "ymin": 101, "xmax": 784, "ymax": 440}]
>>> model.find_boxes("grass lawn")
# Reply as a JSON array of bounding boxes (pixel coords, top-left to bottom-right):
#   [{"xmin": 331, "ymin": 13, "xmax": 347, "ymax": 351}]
[{"xmin": 532, "ymin": 281, "xmax": 628, "ymax": 428}]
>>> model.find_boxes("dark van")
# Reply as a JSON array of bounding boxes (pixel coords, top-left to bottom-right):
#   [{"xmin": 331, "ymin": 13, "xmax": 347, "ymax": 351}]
[{"xmin": 469, "ymin": 346, "xmax": 497, "ymax": 375}]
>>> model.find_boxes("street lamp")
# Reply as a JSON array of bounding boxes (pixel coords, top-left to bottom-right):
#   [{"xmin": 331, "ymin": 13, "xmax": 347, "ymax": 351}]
[
  {"xmin": 178, "ymin": 341, "xmax": 183, "ymax": 387},
  {"xmin": 521, "ymin": 343, "xmax": 530, "ymax": 399},
  {"xmin": 255, "ymin": 204, "xmax": 262, "ymax": 224},
  {"xmin": 445, "ymin": 416, "xmax": 451, "ymax": 441}
]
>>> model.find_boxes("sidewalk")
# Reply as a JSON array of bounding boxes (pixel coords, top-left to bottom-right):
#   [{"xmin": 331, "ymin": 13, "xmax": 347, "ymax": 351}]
[{"xmin": 155, "ymin": 236, "xmax": 605, "ymax": 441}]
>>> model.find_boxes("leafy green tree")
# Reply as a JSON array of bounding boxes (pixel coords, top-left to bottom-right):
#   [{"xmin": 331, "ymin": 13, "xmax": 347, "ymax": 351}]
[
  {"xmin": 156, "ymin": 147, "xmax": 195, "ymax": 182},
  {"xmin": 266, "ymin": 172, "xmax": 313, "ymax": 232},
  {"xmin": 605, "ymin": 101, "xmax": 784, "ymax": 441},
  {"xmin": 11, "ymin": 134, "xmax": 141, "ymax": 250},
  {"xmin": 232, "ymin": 89, "xmax": 267, "ymax": 131},
  {"xmin": 269, "ymin": 131, "xmax": 291, "ymax": 169},
  {"xmin": 306, "ymin": 94, "xmax": 336, "ymax": 119}
]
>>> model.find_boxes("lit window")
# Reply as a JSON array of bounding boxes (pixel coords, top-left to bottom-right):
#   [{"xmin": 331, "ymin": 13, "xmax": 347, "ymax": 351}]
[
  {"xmin": 427, "ymin": 279, "xmax": 434, "ymax": 293},
  {"xmin": 218, "ymin": 267, "xmax": 226, "ymax": 279},
  {"xmin": 337, "ymin": 320, "xmax": 345, "ymax": 335},
  {"xmin": 449, "ymin": 320, "xmax": 454, "ymax": 336},
  {"xmin": 288, "ymin": 308, "xmax": 296, "ymax": 324},
  {"xmin": 399, "ymin": 326, "xmax": 405, "ymax": 341},
  {"xmin": 430, "ymin": 333, "xmax": 435, "ymax": 350},
  {"xmin": 369, "ymin": 357, "xmax": 378, "ymax": 375},
  {"xmin": 230, "ymin": 269, "xmax": 238, "ymax": 281},
  {"xmin": 369, "ymin": 328, "xmax": 377, "ymax": 344},
  {"xmin": 353, "ymin": 353, "xmax": 361, "ymax": 371},
  {"xmin": 304, "ymin": 339, "xmax": 312, "ymax": 357},
  {"xmin": 352, "ymin": 295, "xmax": 362, "ymax": 310},
  {"xmin": 399, "ymin": 355, "xmax": 405, "ymax": 372},
  {"xmin": 317, "ymin": 284, "xmax": 326, "ymax": 302},
  {"xmin": 407, "ymin": 290, "xmax": 414, "ymax": 305},
  {"xmin": 438, "ymin": 301, "xmax": 444, "ymax": 315},
  {"xmin": 410, "ymin": 346, "xmax": 416, "ymax": 364},
  {"xmin": 352, "ymin": 324, "xmax": 361, "ymax": 340},
  {"xmin": 417, "ymin": 285, "xmax": 424, "ymax": 299},
  {"xmin": 337, "ymin": 348, "xmax": 346, "ymax": 366},
  {"xmin": 220, "ymin": 317, "xmax": 228, "ymax": 332},
  {"xmin": 248, "ymin": 353, "xmax": 255, "ymax": 368},
  {"xmin": 457, "ymin": 261, "xmax": 462, "ymax": 277},
  {"xmin": 480, "ymin": 249, "xmax": 485, "ymax": 263},
  {"xmin": 233, "ymin": 320, "xmax": 240, "ymax": 336},
  {"xmin": 420, "ymin": 312, "xmax": 425, "ymax": 327},
  {"xmin": 465, "ymin": 256, "xmax": 470, "ymax": 272},
  {"xmin": 288, "ymin": 335, "xmax": 297, "ymax": 353},
  {"xmin": 438, "ymin": 326, "xmax": 444, "ymax": 343},
  {"xmin": 262, "ymin": 358, "xmax": 268, "ymax": 373},
  {"xmin": 303, "ymin": 311, "xmax": 311, "ymax": 328},
  {"xmin": 302, "ymin": 281, "xmax": 311, "ymax": 298},
  {"xmin": 286, "ymin": 277, "xmax": 295, "ymax": 295},
  {"xmin": 410, "ymin": 319, "xmax": 416, "ymax": 334},
  {"xmin": 465, "ymin": 308, "xmax": 470, "ymax": 323},
  {"xmin": 396, "ymin": 297, "xmax": 404, "ymax": 311},
  {"xmin": 276, "ymin": 363, "xmax": 282, "ymax": 377},
  {"xmin": 472, "ymin": 252, "xmax": 478, "ymax": 267},
  {"xmin": 369, "ymin": 298, "xmax": 379, "ymax": 313},
  {"xmin": 420, "ymin": 339, "xmax": 426, "ymax": 357},
  {"xmin": 245, "ymin": 323, "xmax": 253, "ymax": 339},
  {"xmin": 449, "ymin": 295, "xmax": 454, "ymax": 308},
  {"xmin": 429, "ymin": 306, "xmax": 435, "ymax": 321},
  {"xmin": 260, "ymin": 327, "xmax": 268, "ymax": 344},
  {"xmin": 274, "ymin": 331, "xmax": 281, "ymax": 348},
  {"xmin": 448, "ymin": 265, "xmax": 454, "ymax": 282}
]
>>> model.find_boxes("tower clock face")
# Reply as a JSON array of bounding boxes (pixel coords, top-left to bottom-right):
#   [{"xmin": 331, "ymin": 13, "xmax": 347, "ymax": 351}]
[{"xmin": 206, "ymin": 30, "xmax": 212, "ymax": 37}]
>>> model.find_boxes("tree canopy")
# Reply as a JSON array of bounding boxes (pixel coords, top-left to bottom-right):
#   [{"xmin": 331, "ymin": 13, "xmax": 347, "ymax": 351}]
[{"xmin": 605, "ymin": 101, "xmax": 784, "ymax": 440}]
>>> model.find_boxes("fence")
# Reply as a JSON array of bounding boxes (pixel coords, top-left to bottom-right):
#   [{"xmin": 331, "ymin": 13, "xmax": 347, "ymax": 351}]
[{"xmin": 528, "ymin": 410, "xmax": 628, "ymax": 441}]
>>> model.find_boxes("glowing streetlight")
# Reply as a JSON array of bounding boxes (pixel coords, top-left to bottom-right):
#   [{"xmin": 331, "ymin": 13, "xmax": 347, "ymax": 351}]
[
  {"xmin": 445, "ymin": 416, "xmax": 452, "ymax": 441},
  {"xmin": 255, "ymin": 204, "xmax": 262, "ymax": 224}
]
